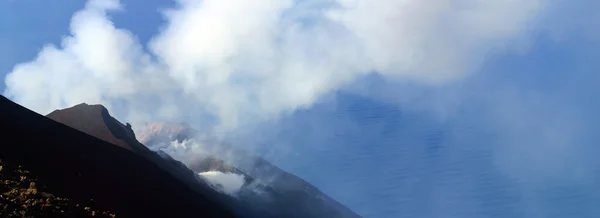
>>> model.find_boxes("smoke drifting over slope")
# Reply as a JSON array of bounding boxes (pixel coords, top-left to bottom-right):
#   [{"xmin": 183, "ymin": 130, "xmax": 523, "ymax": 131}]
[
  {"xmin": 198, "ymin": 171, "xmax": 246, "ymax": 196},
  {"xmin": 3, "ymin": 0, "xmax": 545, "ymax": 131}
]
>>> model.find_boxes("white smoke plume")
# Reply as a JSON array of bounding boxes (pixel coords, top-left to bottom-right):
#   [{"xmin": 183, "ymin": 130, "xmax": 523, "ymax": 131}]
[
  {"xmin": 198, "ymin": 171, "xmax": 246, "ymax": 196},
  {"xmin": 3, "ymin": 0, "xmax": 545, "ymax": 132}
]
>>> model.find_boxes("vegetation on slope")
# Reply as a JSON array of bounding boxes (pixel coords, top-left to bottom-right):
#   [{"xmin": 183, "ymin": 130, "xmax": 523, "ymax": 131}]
[{"xmin": 0, "ymin": 158, "xmax": 116, "ymax": 218}]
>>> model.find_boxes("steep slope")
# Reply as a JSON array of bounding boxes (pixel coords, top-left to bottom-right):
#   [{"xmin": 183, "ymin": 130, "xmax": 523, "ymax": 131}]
[
  {"xmin": 0, "ymin": 95, "xmax": 238, "ymax": 218},
  {"xmin": 138, "ymin": 122, "xmax": 198, "ymax": 145},
  {"xmin": 44, "ymin": 102, "xmax": 270, "ymax": 218},
  {"xmin": 138, "ymin": 122, "xmax": 362, "ymax": 218},
  {"xmin": 23, "ymin": 100, "xmax": 360, "ymax": 218},
  {"xmin": 0, "ymin": 158, "xmax": 116, "ymax": 217},
  {"xmin": 46, "ymin": 103, "xmax": 148, "ymax": 154}
]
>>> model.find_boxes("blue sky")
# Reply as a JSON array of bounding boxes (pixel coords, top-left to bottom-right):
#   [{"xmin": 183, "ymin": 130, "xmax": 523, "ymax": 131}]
[
  {"xmin": 235, "ymin": 34, "xmax": 600, "ymax": 217},
  {"xmin": 2, "ymin": 0, "xmax": 600, "ymax": 217},
  {"xmin": 0, "ymin": 0, "xmax": 80, "ymax": 91}
]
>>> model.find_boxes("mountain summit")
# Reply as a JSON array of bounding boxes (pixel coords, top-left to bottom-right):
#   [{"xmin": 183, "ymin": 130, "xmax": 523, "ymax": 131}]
[{"xmin": 46, "ymin": 103, "xmax": 144, "ymax": 153}]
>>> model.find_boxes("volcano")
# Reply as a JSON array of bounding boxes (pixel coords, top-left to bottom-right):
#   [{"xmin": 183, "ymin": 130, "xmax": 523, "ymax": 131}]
[
  {"xmin": 138, "ymin": 122, "xmax": 361, "ymax": 218},
  {"xmin": 0, "ymin": 95, "xmax": 361, "ymax": 218},
  {"xmin": 0, "ymin": 96, "xmax": 241, "ymax": 217}
]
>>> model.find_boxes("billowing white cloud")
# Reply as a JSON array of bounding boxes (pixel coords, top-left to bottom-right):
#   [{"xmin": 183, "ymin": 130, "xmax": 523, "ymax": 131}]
[
  {"xmin": 3, "ymin": 0, "xmax": 170, "ymax": 116},
  {"xmin": 3, "ymin": 0, "xmax": 546, "ymax": 132}
]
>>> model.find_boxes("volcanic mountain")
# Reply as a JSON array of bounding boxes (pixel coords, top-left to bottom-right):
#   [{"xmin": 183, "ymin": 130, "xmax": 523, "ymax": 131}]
[
  {"xmin": 138, "ymin": 122, "xmax": 361, "ymax": 218},
  {"xmin": 0, "ymin": 95, "xmax": 360, "ymax": 217},
  {"xmin": 46, "ymin": 103, "xmax": 144, "ymax": 153},
  {"xmin": 0, "ymin": 95, "xmax": 240, "ymax": 217}
]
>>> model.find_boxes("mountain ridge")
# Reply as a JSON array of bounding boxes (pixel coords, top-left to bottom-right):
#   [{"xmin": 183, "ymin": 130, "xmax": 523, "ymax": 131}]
[
  {"xmin": 0, "ymin": 95, "xmax": 238, "ymax": 217},
  {"xmin": 46, "ymin": 103, "xmax": 142, "ymax": 152},
  {"xmin": 44, "ymin": 102, "xmax": 267, "ymax": 217},
  {"xmin": 6, "ymin": 98, "xmax": 361, "ymax": 218},
  {"xmin": 138, "ymin": 122, "xmax": 362, "ymax": 218}
]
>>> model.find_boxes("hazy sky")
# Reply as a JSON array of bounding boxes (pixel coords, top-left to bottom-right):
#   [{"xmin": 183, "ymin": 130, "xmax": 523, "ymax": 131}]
[{"xmin": 2, "ymin": 0, "xmax": 600, "ymax": 217}]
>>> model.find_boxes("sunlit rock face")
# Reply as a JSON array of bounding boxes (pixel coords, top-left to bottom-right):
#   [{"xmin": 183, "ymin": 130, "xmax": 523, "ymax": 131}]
[{"xmin": 46, "ymin": 103, "xmax": 148, "ymax": 154}]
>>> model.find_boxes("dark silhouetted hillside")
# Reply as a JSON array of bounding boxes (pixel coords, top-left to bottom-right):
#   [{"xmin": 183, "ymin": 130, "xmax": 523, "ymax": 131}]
[
  {"xmin": 0, "ymin": 158, "xmax": 116, "ymax": 217},
  {"xmin": 43, "ymin": 102, "xmax": 269, "ymax": 218},
  {"xmin": 0, "ymin": 95, "xmax": 238, "ymax": 218}
]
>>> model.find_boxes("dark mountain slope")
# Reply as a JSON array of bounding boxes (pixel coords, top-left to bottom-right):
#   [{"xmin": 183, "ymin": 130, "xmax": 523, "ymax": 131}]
[
  {"xmin": 0, "ymin": 158, "xmax": 116, "ymax": 217},
  {"xmin": 44, "ymin": 103, "xmax": 269, "ymax": 218},
  {"xmin": 0, "ymin": 95, "xmax": 237, "ymax": 218},
  {"xmin": 139, "ymin": 122, "xmax": 362, "ymax": 218}
]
